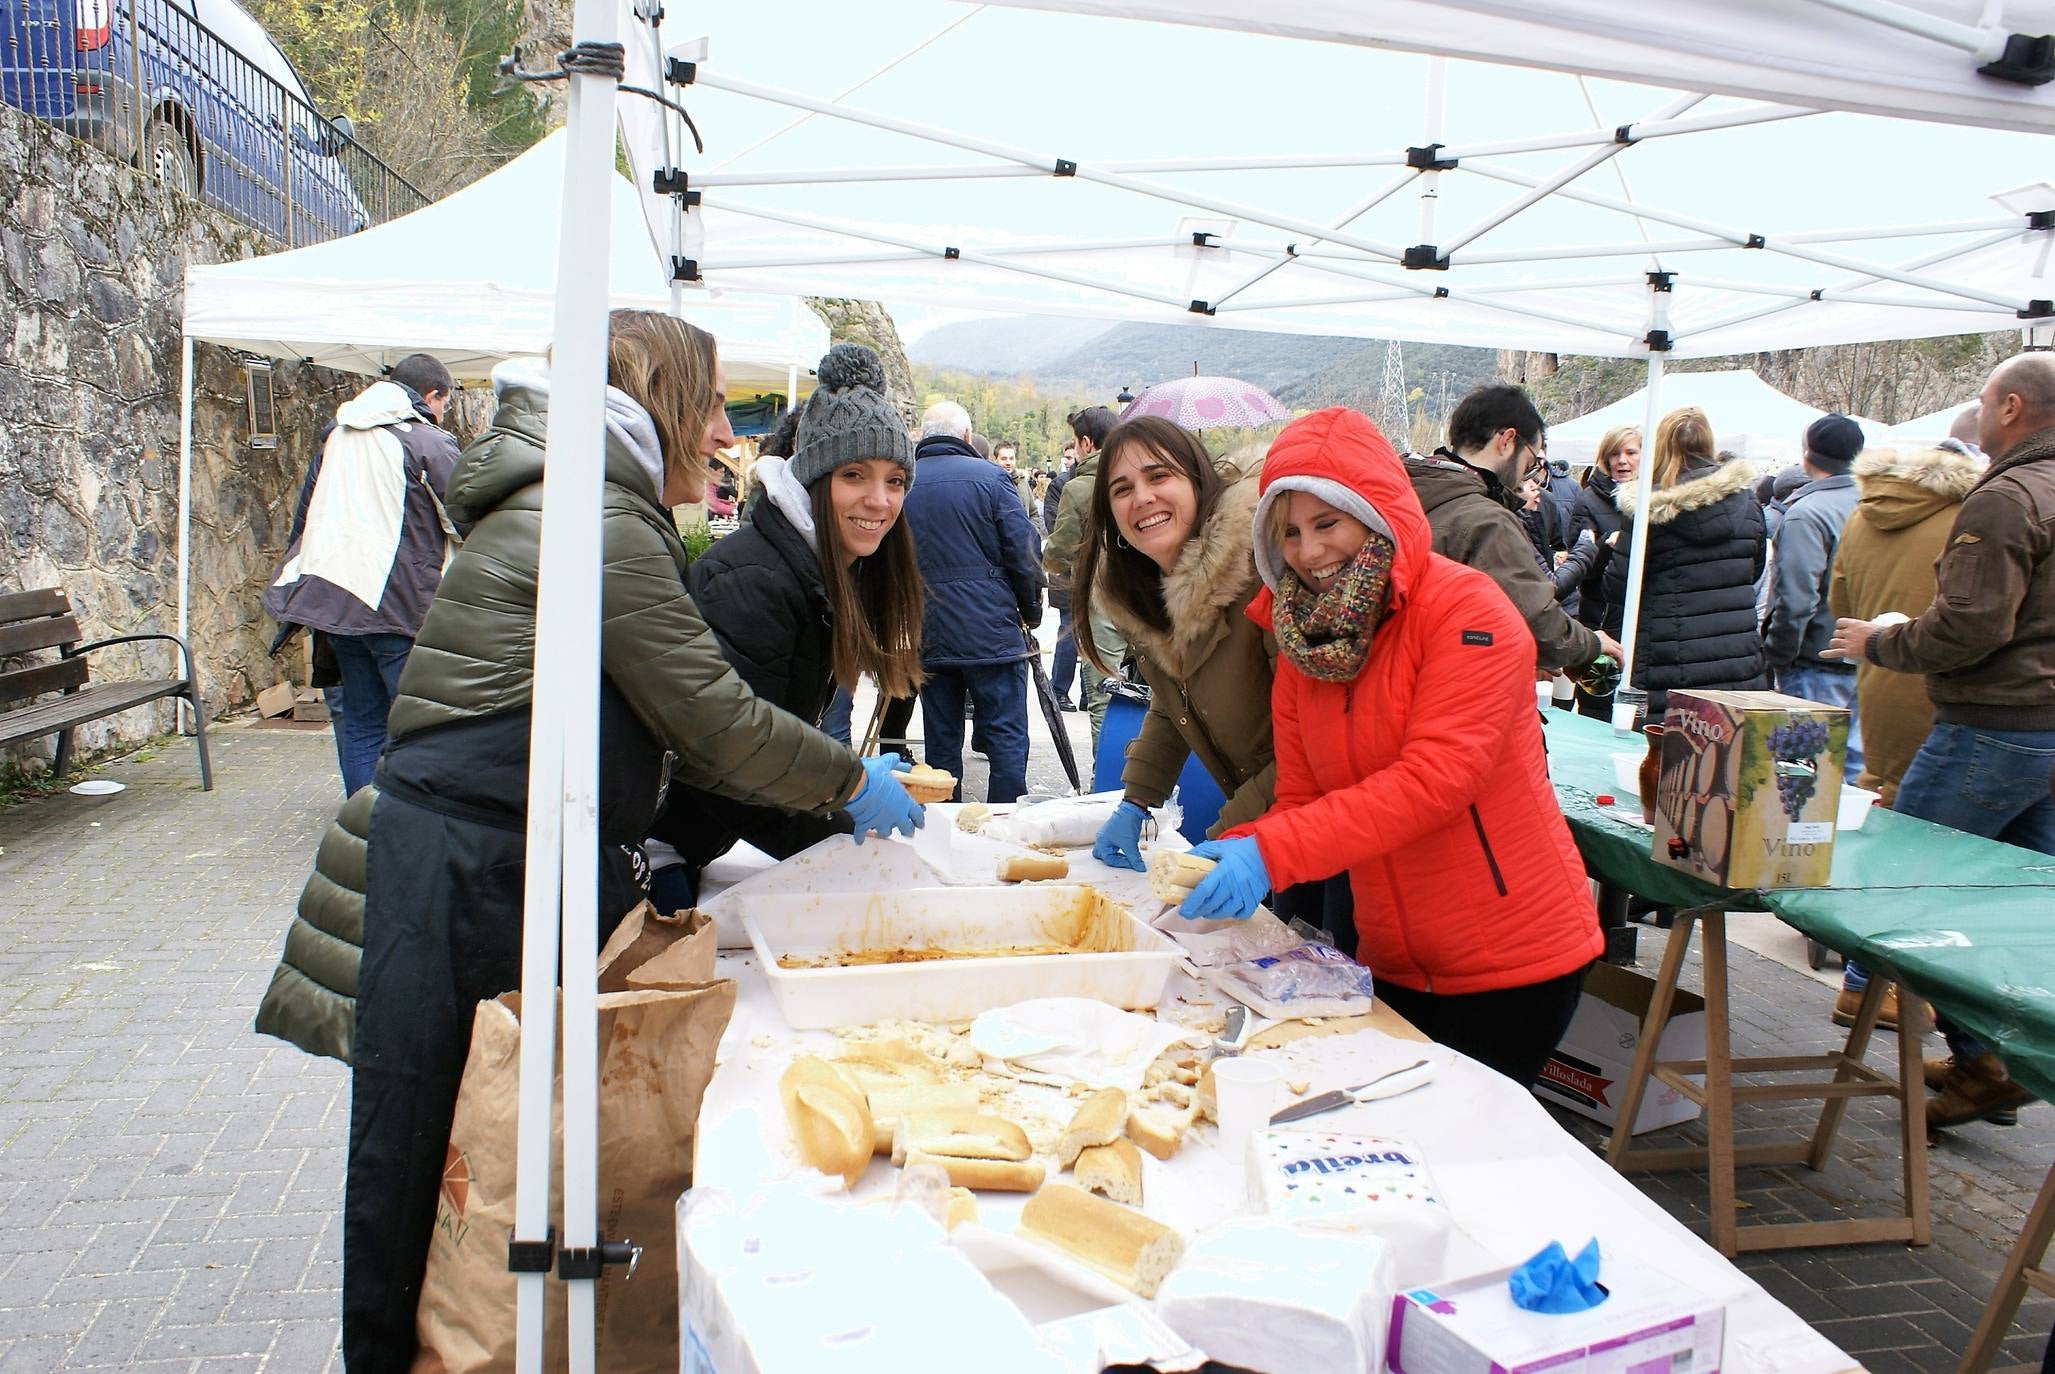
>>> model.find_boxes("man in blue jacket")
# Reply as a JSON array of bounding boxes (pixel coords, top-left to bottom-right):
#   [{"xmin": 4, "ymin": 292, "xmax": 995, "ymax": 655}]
[{"xmin": 905, "ymin": 401, "xmax": 1044, "ymax": 801}]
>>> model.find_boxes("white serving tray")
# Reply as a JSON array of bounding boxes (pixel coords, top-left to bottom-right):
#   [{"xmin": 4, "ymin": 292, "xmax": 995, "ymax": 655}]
[{"xmin": 739, "ymin": 885, "xmax": 1184, "ymax": 1030}]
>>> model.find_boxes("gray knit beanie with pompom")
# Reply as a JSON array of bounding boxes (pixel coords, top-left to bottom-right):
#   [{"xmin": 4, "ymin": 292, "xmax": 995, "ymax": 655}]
[{"xmin": 789, "ymin": 343, "xmax": 915, "ymax": 489}]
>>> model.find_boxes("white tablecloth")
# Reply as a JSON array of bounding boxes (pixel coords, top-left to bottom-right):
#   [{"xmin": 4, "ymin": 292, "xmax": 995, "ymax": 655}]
[{"xmin": 686, "ymin": 808, "xmax": 1853, "ymax": 1374}]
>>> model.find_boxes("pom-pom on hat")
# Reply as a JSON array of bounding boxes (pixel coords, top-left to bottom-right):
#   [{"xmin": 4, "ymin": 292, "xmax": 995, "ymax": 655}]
[
  {"xmin": 790, "ymin": 342, "xmax": 915, "ymax": 489},
  {"xmin": 1803, "ymin": 413, "xmax": 1865, "ymax": 474}
]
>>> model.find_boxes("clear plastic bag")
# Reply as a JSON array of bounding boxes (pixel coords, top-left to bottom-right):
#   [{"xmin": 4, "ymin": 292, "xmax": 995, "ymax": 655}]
[{"xmin": 1217, "ymin": 940, "xmax": 1376, "ymax": 1020}]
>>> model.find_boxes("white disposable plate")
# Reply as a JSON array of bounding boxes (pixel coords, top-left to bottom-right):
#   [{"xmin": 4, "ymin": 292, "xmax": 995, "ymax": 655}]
[{"xmin": 69, "ymin": 780, "xmax": 125, "ymax": 796}]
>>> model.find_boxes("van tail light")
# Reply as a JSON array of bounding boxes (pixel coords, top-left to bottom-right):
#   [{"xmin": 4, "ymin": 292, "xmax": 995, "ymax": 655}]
[{"xmin": 74, "ymin": 0, "xmax": 111, "ymax": 50}]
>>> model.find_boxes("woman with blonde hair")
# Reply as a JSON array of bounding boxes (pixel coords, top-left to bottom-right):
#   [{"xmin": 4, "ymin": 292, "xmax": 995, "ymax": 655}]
[
  {"xmin": 1568, "ymin": 425, "xmax": 1639, "ymax": 716},
  {"xmin": 1600, "ymin": 406, "xmax": 1768, "ymax": 720},
  {"xmin": 339, "ymin": 310, "xmax": 921, "ymax": 1371}
]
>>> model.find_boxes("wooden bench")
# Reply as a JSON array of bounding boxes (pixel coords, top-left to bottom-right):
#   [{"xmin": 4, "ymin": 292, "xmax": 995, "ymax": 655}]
[{"xmin": 0, "ymin": 588, "xmax": 212, "ymax": 790}]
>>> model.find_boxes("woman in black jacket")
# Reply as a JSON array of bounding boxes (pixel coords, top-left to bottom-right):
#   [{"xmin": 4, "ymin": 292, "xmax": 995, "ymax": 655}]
[
  {"xmin": 645, "ymin": 343, "xmax": 926, "ymax": 905},
  {"xmin": 1602, "ymin": 407, "xmax": 1767, "ymax": 722},
  {"xmin": 1570, "ymin": 425, "xmax": 1639, "ymax": 718}
]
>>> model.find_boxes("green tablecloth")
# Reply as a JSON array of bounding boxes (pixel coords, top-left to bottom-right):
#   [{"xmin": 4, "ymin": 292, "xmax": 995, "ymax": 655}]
[{"xmin": 1545, "ymin": 711, "xmax": 2055, "ymax": 1103}]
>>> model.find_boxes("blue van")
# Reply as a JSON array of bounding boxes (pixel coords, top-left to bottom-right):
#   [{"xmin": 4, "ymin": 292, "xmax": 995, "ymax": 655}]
[{"xmin": 0, "ymin": 0, "xmax": 369, "ymax": 242}]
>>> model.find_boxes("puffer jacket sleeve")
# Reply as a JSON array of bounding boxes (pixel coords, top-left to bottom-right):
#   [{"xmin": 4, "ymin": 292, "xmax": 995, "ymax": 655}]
[
  {"xmin": 601, "ymin": 505, "xmax": 863, "ymax": 814},
  {"xmin": 994, "ymin": 482, "xmax": 1046, "ymax": 630},
  {"xmin": 253, "ymin": 784, "xmax": 376, "ymax": 1063},
  {"xmin": 687, "ymin": 556, "xmax": 806, "ymax": 711},
  {"xmin": 1238, "ymin": 582, "xmax": 1536, "ymax": 890}
]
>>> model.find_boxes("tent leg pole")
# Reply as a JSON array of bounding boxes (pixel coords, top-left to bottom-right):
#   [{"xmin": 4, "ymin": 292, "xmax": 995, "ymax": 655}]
[
  {"xmin": 787, "ymin": 363, "xmax": 798, "ymax": 408},
  {"xmin": 512, "ymin": 0, "xmax": 620, "ymax": 1367},
  {"xmin": 1615, "ymin": 351, "xmax": 1666, "ymax": 729},
  {"xmin": 175, "ymin": 335, "xmax": 195, "ymax": 735}
]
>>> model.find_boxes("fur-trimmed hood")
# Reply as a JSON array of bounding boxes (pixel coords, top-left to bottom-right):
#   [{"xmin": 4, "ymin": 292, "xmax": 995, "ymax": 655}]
[
  {"xmin": 1615, "ymin": 457, "xmax": 1759, "ymax": 525},
  {"xmin": 1108, "ymin": 456, "xmax": 1264, "ymax": 678},
  {"xmin": 1852, "ymin": 446, "xmax": 1981, "ymax": 532}
]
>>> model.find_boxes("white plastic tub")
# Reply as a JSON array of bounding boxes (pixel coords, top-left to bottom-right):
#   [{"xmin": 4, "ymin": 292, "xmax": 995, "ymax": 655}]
[{"xmin": 738, "ymin": 885, "xmax": 1185, "ymax": 1030}]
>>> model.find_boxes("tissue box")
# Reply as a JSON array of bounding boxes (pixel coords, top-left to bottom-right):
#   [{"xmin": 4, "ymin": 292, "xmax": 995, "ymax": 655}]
[
  {"xmin": 1534, "ymin": 963, "xmax": 1705, "ymax": 1135},
  {"xmin": 1248, "ymin": 1132, "xmax": 1451, "ymax": 1284},
  {"xmin": 1157, "ymin": 1219, "xmax": 1392, "ymax": 1374},
  {"xmin": 1389, "ymin": 1258, "xmax": 1725, "ymax": 1374},
  {"xmin": 1652, "ymin": 690, "xmax": 1847, "ymax": 890}
]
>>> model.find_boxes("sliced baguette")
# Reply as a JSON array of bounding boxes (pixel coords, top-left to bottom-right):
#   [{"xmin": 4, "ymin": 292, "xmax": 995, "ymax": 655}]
[
  {"xmin": 1020, "ymin": 1183, "xmax": 1185, "ymax": 1298},
  {"xmin": 866, "ymin": 1083, "xmax": 981, "ymax": 1155},
  {"xmin": 1074, "ymin": 1137, "xmax": 1144, "ymax": 1206},
  {"xmin": 898, "ymin": 764, "xmax": 957, "ymax": 804},
  {"xmin": 1125, "ymin": 1105, "xmax": 1188, "ymax": 1161},
  {"xmin": 778, "ymin": 1056, "xmax": 872, "ymax": 1189},
  {"xmin": 832, "ymin": 1040, "xmax": 945, "ymax": 1098},
  {"xmin": 944, "ymin": 1186, "xmax": 979, "ymax": 1231},
  {"xmin": 903, "ymin": 1151, "xmax": 1044, "ymax": 1193},
  {"xmin": 997, "ymin": 853, "xmax": 1069, "ymax": 882},
  {"xmin": 1147, "ymin": 849, "xmax": 1216, "ymax": 902},
  {"xmin": 891, "ymin": 1111, "xmax": 1032, "ymax": 1166},
  {"xmin": 1058, "ymin": 1087, "xmax": 1127, "ymax": 1167}
]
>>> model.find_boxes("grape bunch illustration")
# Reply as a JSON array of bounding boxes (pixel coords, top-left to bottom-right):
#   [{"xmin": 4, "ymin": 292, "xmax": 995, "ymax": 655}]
[{"xmin": 1766, "ymin": 718, "xmax": 1830, "ymax": 821}]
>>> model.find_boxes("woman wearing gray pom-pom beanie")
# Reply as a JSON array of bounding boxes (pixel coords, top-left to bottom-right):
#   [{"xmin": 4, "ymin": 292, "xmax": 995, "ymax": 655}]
[{"xmin": 644, "ymin": 342, "xmax": 927, "ymax": 903}]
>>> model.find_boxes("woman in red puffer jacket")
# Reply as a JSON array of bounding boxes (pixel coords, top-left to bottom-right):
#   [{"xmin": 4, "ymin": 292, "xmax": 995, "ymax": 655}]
[{"xmin": 1180, "ymin": 408, "xmax": 1601, "ymax": 1085}]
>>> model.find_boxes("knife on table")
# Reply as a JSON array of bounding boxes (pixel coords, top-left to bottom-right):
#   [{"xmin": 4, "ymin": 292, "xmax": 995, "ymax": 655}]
[{"xmin": 1268, "ymin": 1059, "xmax": 1435, "ymax": 1126}]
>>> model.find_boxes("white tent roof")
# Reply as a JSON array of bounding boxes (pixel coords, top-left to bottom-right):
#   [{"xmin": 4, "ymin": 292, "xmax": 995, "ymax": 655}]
[
  {"xmin": 183, "ymin": 130, "xmax": 827, "ymax": 395},
  {"xmin": 1885, "ymin": 399, "xmax": 1979, "ymax": 444},
  {"xmin": 1545, "ymin": 369, "xmax": 1890, "ymax": 468},
  {"xmin": 615, "ymin": 1, "xmax": 2054, "ymax": 363}
]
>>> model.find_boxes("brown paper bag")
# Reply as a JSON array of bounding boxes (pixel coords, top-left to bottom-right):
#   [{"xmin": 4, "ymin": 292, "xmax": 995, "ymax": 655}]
[
  {"xmin": 595, "ymin": 903, "xmax": 716, "ymax": 993},
  {"xmin": 413, "ymin": 906, "xmax": 734, "ymax": 1374}
]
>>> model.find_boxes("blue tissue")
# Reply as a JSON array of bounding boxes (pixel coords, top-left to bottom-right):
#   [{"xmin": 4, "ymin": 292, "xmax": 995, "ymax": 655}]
[{"xmin": 1507, "ymin": 1238, "xmax": 1608, "ymax": 1313}]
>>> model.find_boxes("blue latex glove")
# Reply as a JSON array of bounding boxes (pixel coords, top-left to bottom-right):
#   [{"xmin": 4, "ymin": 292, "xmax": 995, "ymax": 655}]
[
  {"xmin": 845, "ymin": 754, "xmax": 924, "ymax": 844},
  {"xmin": 1092, "ymin": 800, "xmax": 1149, "ymax": 872},
  {"xmin": 1177, "ymin": 836, "xmax": 1270, "ymax": 921},
  {"xmin": 1507, "ymin": 1239, "xmax": 1607, "ymax": 1313}
]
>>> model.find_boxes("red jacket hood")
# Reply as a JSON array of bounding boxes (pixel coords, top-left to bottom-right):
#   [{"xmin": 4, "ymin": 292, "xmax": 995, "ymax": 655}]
[{"xmin": 1249, "ymin": 407, "xmax": 1431, "ymax": 630}]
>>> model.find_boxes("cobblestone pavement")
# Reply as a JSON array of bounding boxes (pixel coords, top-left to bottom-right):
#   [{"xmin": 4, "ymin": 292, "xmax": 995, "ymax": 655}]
[{"xmin": 1, "ymin": 701, "xmax": 2050, "ymax": 1371}]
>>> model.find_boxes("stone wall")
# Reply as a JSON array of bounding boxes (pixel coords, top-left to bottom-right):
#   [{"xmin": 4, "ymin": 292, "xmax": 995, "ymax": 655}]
[{"xmin": 0, "ymin": 102, "xmax": 361, "ymax": 771}]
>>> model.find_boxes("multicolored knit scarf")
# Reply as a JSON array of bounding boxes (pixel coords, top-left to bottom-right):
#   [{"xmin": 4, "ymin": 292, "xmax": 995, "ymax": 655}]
[{"xmin": 1274, "ymin": 532, "xmax": 1397, "ymax": 683}]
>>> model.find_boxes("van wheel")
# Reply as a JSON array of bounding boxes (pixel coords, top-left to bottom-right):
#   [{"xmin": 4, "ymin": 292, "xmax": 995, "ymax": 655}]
[{"xmin": 145, "ymin": 117, "xmax": 199, "ymax": 197}]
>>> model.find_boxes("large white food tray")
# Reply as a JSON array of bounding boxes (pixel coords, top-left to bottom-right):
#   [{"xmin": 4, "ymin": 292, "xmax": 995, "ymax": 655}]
[{"xmin": 739, "ymin": 885, "xmax": 1184, "ymax": 1030}]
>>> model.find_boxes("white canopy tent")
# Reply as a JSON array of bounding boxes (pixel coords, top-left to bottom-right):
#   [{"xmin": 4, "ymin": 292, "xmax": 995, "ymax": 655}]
[
  {"xmin": 1886, "ymin": 398, "xmax": 1981, "ymax": 445},
  {"xmin": 513, "ymin": 2, "xmax": 2055, "ymax": 1366},
  {"xmin": 181, "ymin": 128, "xmax": 827, "ymax": 391},
  {"xmin": 173, "ymin": 129, "xmax": 828, "ymax": 708},
  {"xmin": 1546, "ymin": 369, "xmax": 1889, "ymax": 469}
]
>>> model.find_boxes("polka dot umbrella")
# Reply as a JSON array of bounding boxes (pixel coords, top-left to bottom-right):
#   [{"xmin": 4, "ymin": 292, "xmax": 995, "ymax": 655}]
[{"xmin": 1118, "ymin": 376, "xmax": 1292, "ymax": 431}]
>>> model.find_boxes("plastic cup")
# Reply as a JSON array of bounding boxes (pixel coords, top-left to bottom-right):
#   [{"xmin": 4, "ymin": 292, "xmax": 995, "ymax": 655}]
[
  {"xmin": 1213, "ymin": 1056, "xmax": 1285, "ymax": 1167},
  {"xmin": 1612, "ymin": 686, "xmax": 1648, "ymax": 737}
]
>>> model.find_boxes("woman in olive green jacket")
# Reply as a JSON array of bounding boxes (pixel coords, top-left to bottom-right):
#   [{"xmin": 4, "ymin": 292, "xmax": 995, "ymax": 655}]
[{"xmin": 337, "ymin": 311, "xmax": 921, "ymax": 1374}]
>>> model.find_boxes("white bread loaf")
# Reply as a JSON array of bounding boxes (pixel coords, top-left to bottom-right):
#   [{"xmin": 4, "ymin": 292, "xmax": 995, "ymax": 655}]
[
  {"xmin": 1074, "ymin": 1137, "xmax": 1144, "ymax": 1206},
  {"xmin": 778, "ymin": 1056, "xmax": 872, "ymax": 1189},
  {"xmin": 1020, "ymin": 1183, "xmax": 1185, "ymax": 1298},
  {"xmin": 891, "ymin": 1111, "xmax": 1032, "ymax": 1166},
  {"xmin": 866, "ymin": 1083, "xmax": 981, "ymax": 1155},
  {"xmin": 1058, "ymin": 1087, "xmax": 1128, "ymax": 1167},
  {"xmin": 903, "ymin": 1151, "xmax": 1045, "ymax": 1193},
  {"xmin": 831, "ymin": 1040, "xmax": 945, "ymax": 1098},
  {"xmin": 1126, "ymin": 1105, "xmax": 1189, "ymax": 1161},
  {"xmin": 1148, "ymin": 850, "xmax": 1216, "ymax": 902},
  {"xmin": 997, "ymin": 853, "xmax": 1070, "ymax": 882},
  {"xmin": 898, "ymin": 764, "xmax": 956, "ymax": 804}
]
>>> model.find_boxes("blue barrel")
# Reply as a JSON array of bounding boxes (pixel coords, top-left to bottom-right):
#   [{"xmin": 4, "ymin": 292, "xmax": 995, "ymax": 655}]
[{"xmin": 1092, "ymin": 684, "xmax": 1226, "ymax": 843}]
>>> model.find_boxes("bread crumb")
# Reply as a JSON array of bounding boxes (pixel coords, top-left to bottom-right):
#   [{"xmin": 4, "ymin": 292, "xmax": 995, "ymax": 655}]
[
  {"xmin": 1287, "ymin": 1080, "xmax": 1310, "ymax": 1095},
  {"xmin": 750, "ymin": 1035, "xmax": 773, "ymax": 1049}
]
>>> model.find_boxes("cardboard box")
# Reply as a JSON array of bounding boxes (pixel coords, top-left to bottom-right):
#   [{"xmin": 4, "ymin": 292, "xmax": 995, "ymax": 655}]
[
  {"xmin": 1389, "ymin": 1256, "xmax": 1725, "ymax": 1374},
  {"xmin": 254, "ymin": 681, "xmax": 296, "ymax": 719},
  {"xmin": 1534, "ymin": 963, "xmax": 1704, "ymax": 1135},
  {"xmin": 1651, "ymin": 689, "xmax": 1847, "ymax": 890}
]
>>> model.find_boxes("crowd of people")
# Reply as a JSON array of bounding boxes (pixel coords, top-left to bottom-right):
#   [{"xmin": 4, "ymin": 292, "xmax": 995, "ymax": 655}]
[{"xmin": 257, "ymin": 307, "xmax": 2055, "ymax": 1369}]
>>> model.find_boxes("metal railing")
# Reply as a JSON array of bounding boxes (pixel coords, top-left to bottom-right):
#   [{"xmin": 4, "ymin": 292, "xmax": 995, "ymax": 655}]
[{"xmin": 3, "ymin": 0, "xmax": 427, "ymax": 245}]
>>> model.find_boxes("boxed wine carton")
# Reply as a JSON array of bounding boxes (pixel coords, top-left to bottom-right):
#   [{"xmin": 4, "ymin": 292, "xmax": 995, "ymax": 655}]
[{"xmin": 1651, "ymin": 689, "xmax": 1847, "ymax": 890}]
